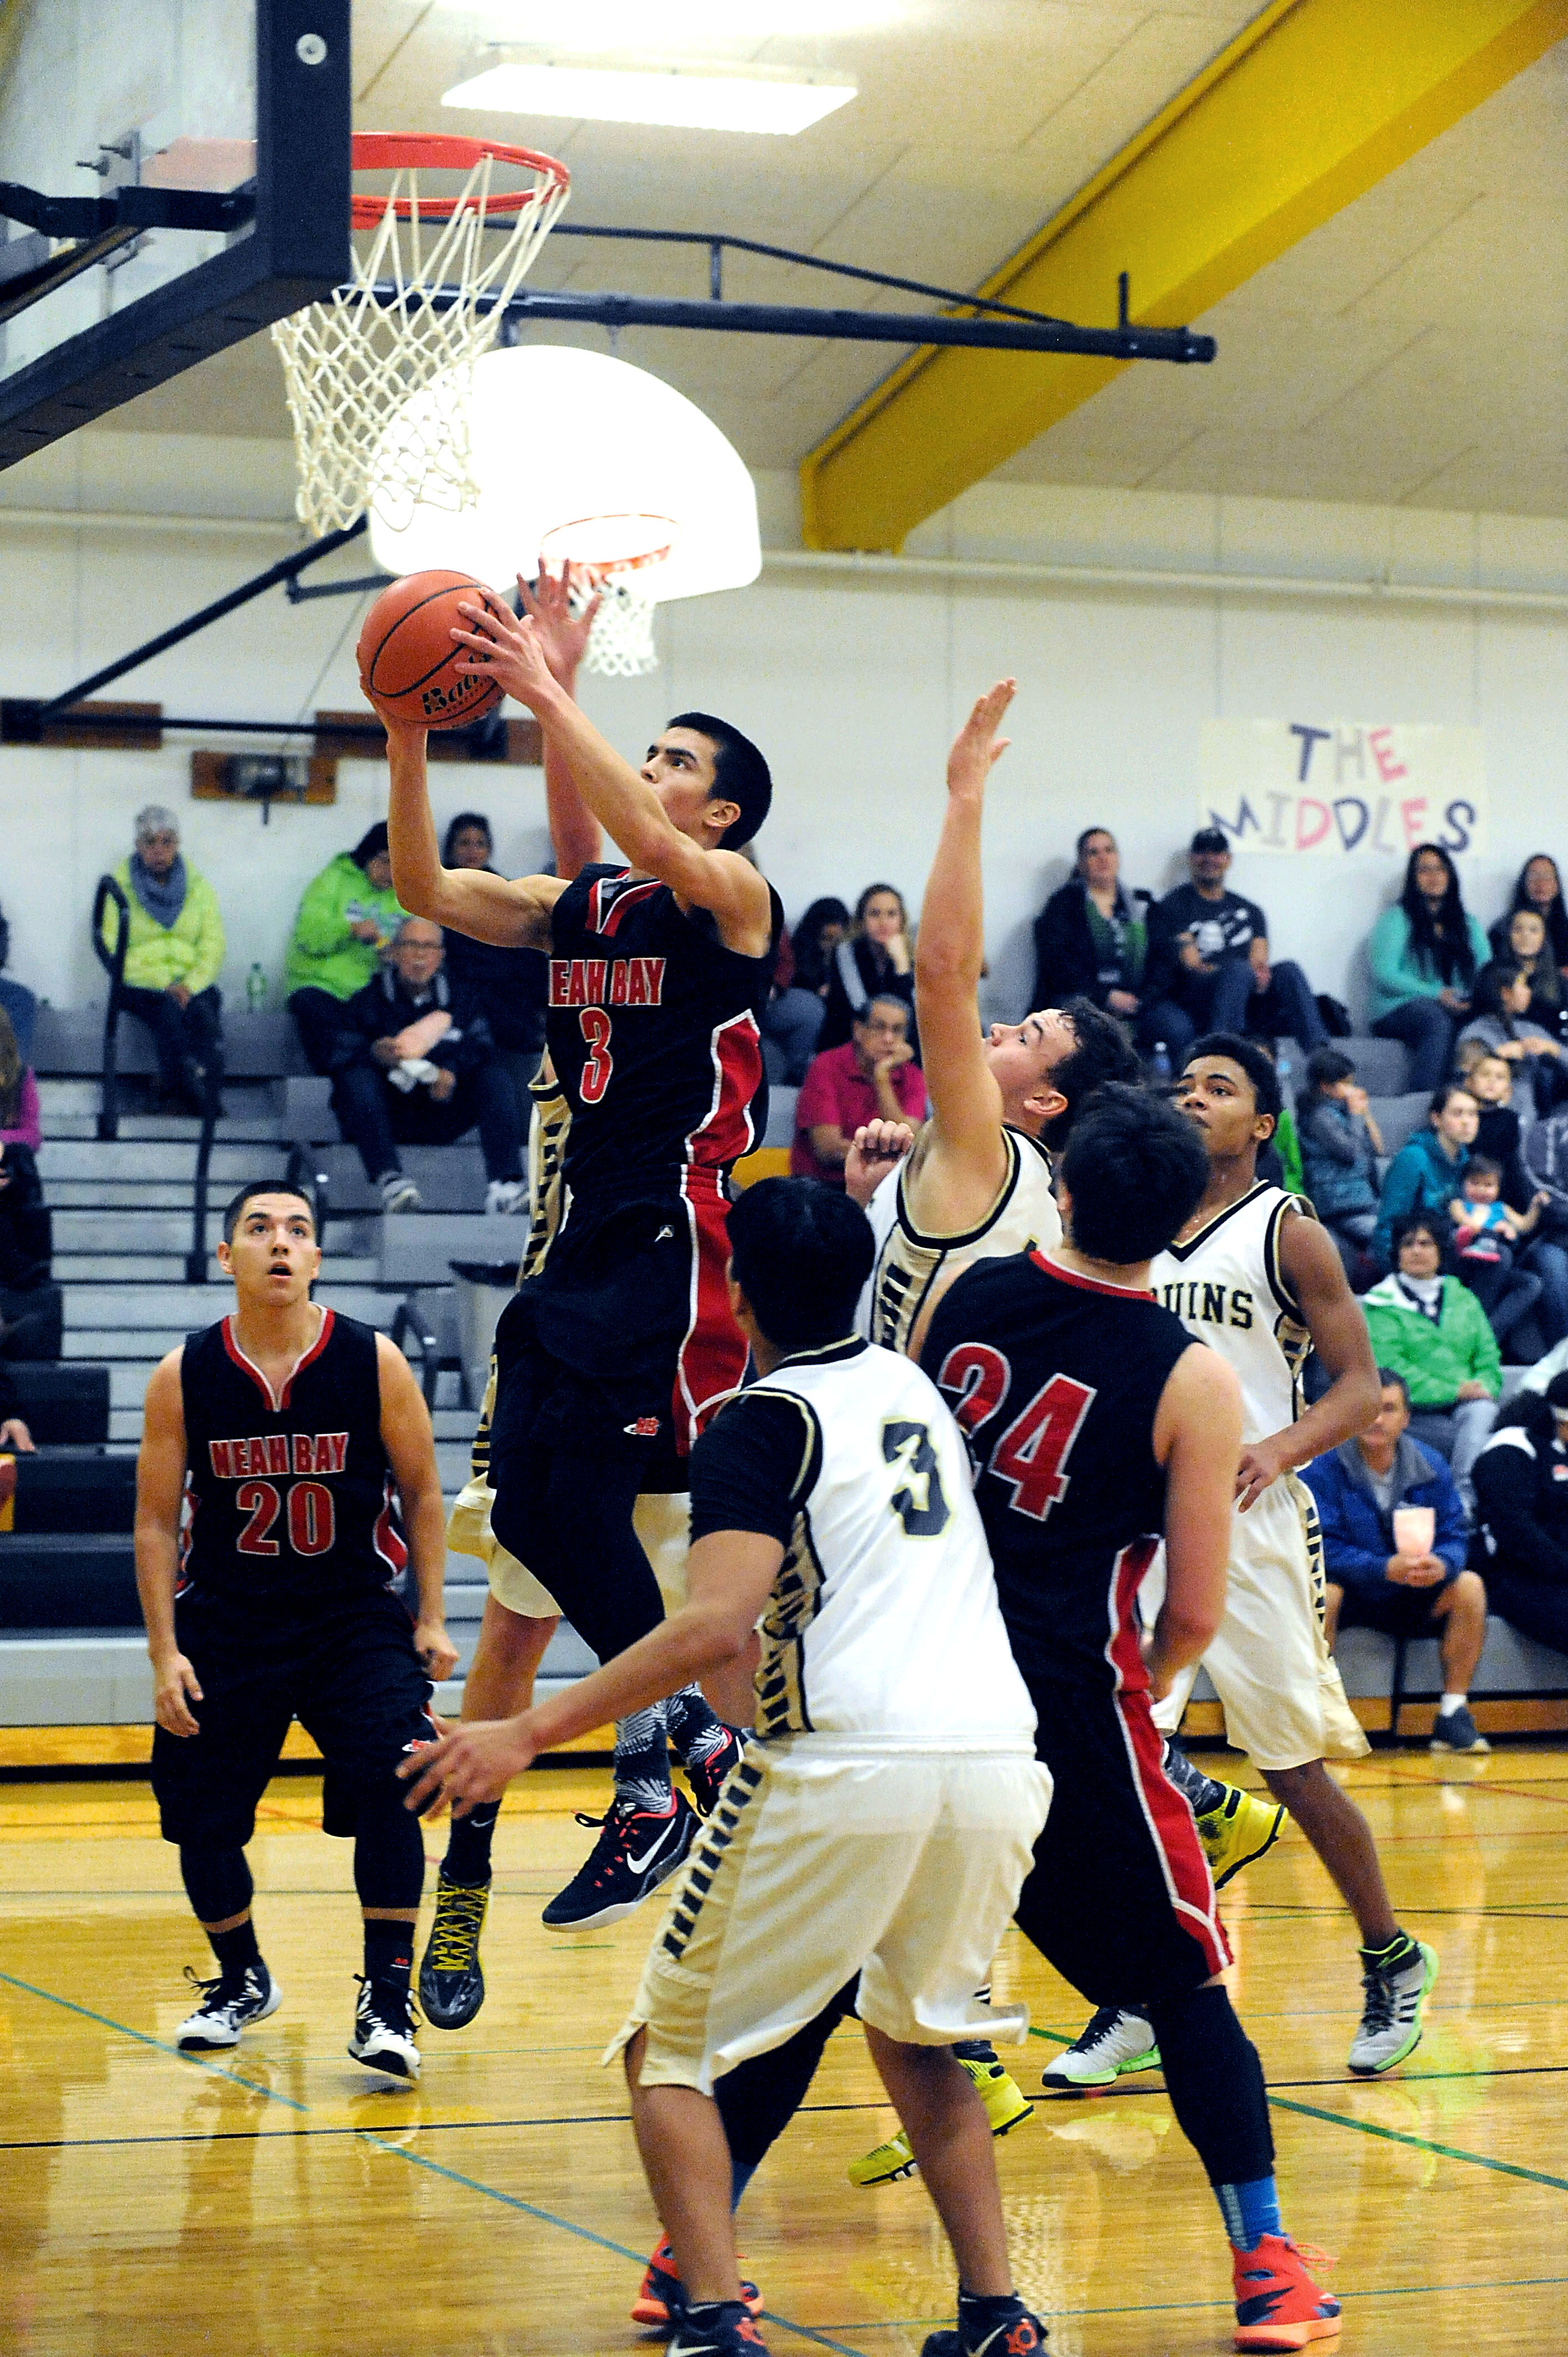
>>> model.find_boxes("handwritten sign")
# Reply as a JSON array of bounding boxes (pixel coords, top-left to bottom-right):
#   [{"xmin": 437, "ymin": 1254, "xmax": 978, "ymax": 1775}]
[{"xmin": 1198, "ymin": 721, "xmax": 1485, "ymax": 857}]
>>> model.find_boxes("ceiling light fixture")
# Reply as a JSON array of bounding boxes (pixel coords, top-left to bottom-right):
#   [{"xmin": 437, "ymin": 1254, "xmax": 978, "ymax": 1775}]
[
  {"xmin": 448, "ymin": 2, "xmax": 905, "ymax": 39},
  {"xmin": 442, "ymin": 61, "xmax": 857, "ymax": 135}
]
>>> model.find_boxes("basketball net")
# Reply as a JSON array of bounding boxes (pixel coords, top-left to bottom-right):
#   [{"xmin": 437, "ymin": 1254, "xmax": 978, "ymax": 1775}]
[
  {"xmin": 272, "ymin": 141, "xmax": 569, "ymax": 539},
  {"xmin": 543, "ymin": 515, "xmax": 677, "ymax": 678}
]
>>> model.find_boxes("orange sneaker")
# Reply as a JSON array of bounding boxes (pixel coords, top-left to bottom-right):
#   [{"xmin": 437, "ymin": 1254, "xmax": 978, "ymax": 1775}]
[
  {"xmin": 630, "ymin": 2235, "xmax": 764, "ymax": 2334},
  {"xmin": 1232, "ymin": 2236, "xmax": 1341, "ymax": 2351}
]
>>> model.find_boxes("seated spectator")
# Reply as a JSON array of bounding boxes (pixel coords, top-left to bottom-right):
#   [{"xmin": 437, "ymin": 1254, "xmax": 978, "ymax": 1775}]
[
  {"xmin": 1373, "ymin": 1080, "xmax": 1477, "ymax": 1269},
  {"xmin": 104, "ymin": 805, "xmax": 226, "ymax": 1116},
  {"xmin": 1142, "ymin": 829, "xmax": 1325, "ymax": 1068},
  {"xmin": 1446, "ymin": 1154, "xmax": 1543, "ymax": 1351},
  {"xmin": 1366, "ymin": 843, "xmax": 1488, "ymax": 1093},
  {"xmin": 792, "ymin": 994, "xmax": 928, "ymax": 1187},
  {"xmin": 1361, "ymin": 1213, "xmax": 1498, "ymax": 1506},
  {"xmin": 1471, "ymin": 1378, "xmax": 1568, "ymax": 1660},
  {"xmin": 283, "ymin": 823, "xmax": 405, "ymax": 1075},
  {"xmin": 1304, "ymin": 1368, "xmax": 1489, "ymax": 1753},
  {"xmin": 1031, "ymin": 828, "xmax": 1149, "ymax": 1037},
  {"xmin": 1298, "ymin": 1047, "xmax": 1383, "ymax": 1280},
  {"xmin": 0, "ymin": 1010, "xmax": 41, "ymax": 1154},
  {"xmin": 0, "ymin": 1140, "xmax": 62, "ymax": 1362},
  {"xmin": 1458, "ymin": 961, "xmax": 1568, "ymax": 1113},
  {"xmin": 762, "ymin": 896, "xmax": 849, "ymax": 1086},
  {"xmin": 329, "ymin": 918, "xmax": 526, "ymax": 1216},
  {"xmin": 1490, "ymin": 905, "xmax": 1564, "ymax": 1031},
  {"xmin": 1463, "ymin": 1049, "xmax": 1568, "ymax": 1344},
  {"xmin": 0, "ymin": 902, "xmax": 37, "ymax": 1065},
  {"xmin": 817, "ymin": 885, "xmax": 917, "ymax": 1054},
  {"xmin": 1489, "ymin": 852, "xmax": 1568, "ymax": 990},
  {"xmin": 437, "ymin": 811, "xmax": 547, "ymax": 1113}
]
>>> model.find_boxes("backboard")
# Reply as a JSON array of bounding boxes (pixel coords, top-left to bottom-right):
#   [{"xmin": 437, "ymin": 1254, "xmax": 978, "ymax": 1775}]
[{"xmin": 0, "ymin": 0, "xmax": 350, "ymax": 471}]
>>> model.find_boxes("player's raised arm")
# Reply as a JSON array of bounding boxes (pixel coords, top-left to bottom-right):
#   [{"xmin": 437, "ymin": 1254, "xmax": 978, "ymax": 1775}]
[
  {"xmin": 377, "ymin": 717, "xmax": 568, "ymax": 948},
  {"xmin": 1148, "ymin": 1341, "xmax": 1242, "ymax": 1695},
  {"xmin": 135, "ymin": 1350, "xmax": 202, "ymax": 1737},
  {"xmin": 910, "ymin": 683, "xmax": 1017, "ymax": 1191},
  {"xmin": 450, "ymin": 594, "xmax": 772, "ymax": 946},
  {"xmin": 522, "ymin": 564, "xmax": 604, "ymax": 883},
  {"xmin": 1236, "ymin": 1211, "xmax": 1381, "ymax": 1508},
  {"xmin": 375, "ymin": 1334, "xmax": 458, "ymax": 1684}
]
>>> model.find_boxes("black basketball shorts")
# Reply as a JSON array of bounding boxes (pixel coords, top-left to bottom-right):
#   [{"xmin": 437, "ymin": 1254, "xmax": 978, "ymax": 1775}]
[{"xmin": 151, "ymin": 1588, "xmax": 436, "ymax": 1850}]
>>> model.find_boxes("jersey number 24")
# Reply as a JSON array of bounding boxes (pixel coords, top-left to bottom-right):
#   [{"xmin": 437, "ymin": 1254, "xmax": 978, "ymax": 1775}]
[{"xmin": 936, "ymin": 1345, "xmax": 1095, "ymax": 1522}]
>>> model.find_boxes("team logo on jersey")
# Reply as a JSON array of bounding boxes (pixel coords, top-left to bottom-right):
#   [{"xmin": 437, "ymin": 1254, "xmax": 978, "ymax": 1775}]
[
  {"xmin": 624, "ymin": 1416, "xmax": 662, "ymax": 1437},
  {"xmin": 208, "ymin": 1432, "xmax": 349, "ymax": 1478},
  {"xmin": 548, "ymin": 954, "xmax": 666, "ymax": 1008},
  {"xmin": 1156, "ymin": 1279, "xmax": 1254, "ymax": 1330}
]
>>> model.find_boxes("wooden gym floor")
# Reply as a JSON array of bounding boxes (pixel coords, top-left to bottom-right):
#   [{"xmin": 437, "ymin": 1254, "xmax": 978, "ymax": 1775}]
[{"xmin": 1, "ymin": 1747, "xmax": 1565, "ymax": 2357}]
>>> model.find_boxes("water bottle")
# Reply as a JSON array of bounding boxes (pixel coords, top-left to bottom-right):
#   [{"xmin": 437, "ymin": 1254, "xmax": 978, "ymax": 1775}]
[
  {"xmin": 245, "ymin": 962, "xmax": 267, "ymax": 1013},
  {"xmin": 1276, "ymin": 1047, "xmax": 1292, "ymax": 1099},
  {"xmin": 1149, "ymin": 1040, "xmax": 1173, "ymax": 1090}
]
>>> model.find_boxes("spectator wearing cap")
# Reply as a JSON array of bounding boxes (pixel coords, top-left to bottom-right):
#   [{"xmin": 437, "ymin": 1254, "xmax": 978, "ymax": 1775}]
[
  {"xmin": 284, "ymin": 823, "xmax": 406, "ymax": 1075},
  {"xmin": 792, "ymin": 994, "xmax": 928, "ymax": 1187},
  {"xmin": 102, "ymin": 806, "xmax": 226, "ymax": 1116},
  {"xmin": 1142, "ymin": 831, "xmax": 1326, "ymax": 1069},
  {"xmin": 0, "ymin": 903, "xmax": 37, "ymax": 1066},
  {"xmin": 1471, "ymin": 1376, "xmax": 1568, "ymax": 1659},
  {"xmin": 1303, "ymin": 1368, "xmax": 1489, "ymax": 1754}
]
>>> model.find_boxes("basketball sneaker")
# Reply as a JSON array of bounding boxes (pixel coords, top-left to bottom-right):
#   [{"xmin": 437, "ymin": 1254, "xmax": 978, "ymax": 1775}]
[
  {"xmin": 684, "ymin": 1725, "xmax": 747, "ymax": 1817},
  {"xmin": 630, "ymin": 2235, "xmax": 764, "ymax": 2333},
  {"xmin": 919, "ymin": 2295, "xmax": 1049, "ymax": 2356},
  {"xmin": 1197, "ymin": 1787, "xmax": 1288, "ymax": 1890},
  {"xmin": 849, "ymin": 2055, "xmax": 1033, "ymax": 2185},
  {"xmin": 176, "ymin": 1961, "xmax": 280, "ymax": 2051},
  {"xmin": 418, "ymin": 1874, "xmax": 489, "ymax": 2029},
  {"xmin": 1430, "ymin": 1702, "xmax": 1489, "ymax": 1753},
  {"xmin": 348, "ymin": 1976, "xmax": 421, "ymax": 2082},
  {"xmin": 1347, "ymin": 1936, "xmax": 1438, "ymax": 2076},
  {"xmin": 1039, "ymin": 2007, "xmax": 1159, "ymax": 2093},
  {"xmin": 541, "ymin": 1792, "xmax": 698, "ymax": 1929},
  {"xmin": 1232, "ymin": 2234, "xmax": 1341, "ymax": 2350},
  {"xmin": 668, "ymin": 2300, "xmax": 769, "ymax": 2357}
]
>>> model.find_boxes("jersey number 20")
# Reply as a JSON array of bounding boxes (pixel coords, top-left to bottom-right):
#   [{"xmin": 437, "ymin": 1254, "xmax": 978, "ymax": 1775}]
[
  {"xmin": 881, "ymin": 1420, "xmax": 951, "ymax": 1536},
  {"xmin": 236, "ymin": 1479, "xmax": 337, "ymax": 1557}
]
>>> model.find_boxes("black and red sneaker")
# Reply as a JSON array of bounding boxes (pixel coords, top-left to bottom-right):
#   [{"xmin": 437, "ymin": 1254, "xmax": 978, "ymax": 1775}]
[
  {"xmin": 684, "ymin": 1726, "xmax": 747, "ymax": 1818},
  {"xmin": 541, "ymin": 1793, "xmax": 698, "ymax": 1930},
  {"xmin": 630, "ymin": 2235, "xmax": 764, "ymax": 2335},
  {"xmin": 669, "ymin": 2301, "xmax": 769, "ymax": 2357}
]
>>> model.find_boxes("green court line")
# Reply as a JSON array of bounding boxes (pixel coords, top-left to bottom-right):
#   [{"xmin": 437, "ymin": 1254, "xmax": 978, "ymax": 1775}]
[
  {"xmin": 1266, "ymin": 2093, "xmax": 1568, "ymax": 2191},
  {"xmin": 0, "ymin": 1966, "xmax": 309, "ymax": 2113},
  {"xmin": 829, "ymin": 2271, "xmax": 1568, "ymax": 2328}
]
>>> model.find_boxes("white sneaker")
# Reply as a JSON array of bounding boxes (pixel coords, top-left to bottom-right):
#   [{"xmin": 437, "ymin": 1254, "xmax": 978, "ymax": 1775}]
[
  {"xmin": 1348, "ymin": 1938, "xmax": 1438, "ymax": 2076},
  {"xmin": 1040, "ymin": 2005, "xmax": 1159, "ymax": 2091},
  {"xmin": 485, "ymin": 1178, "xmax": 527, "ymax": 1216},
  {"xmin": 348, "ymin": 1976, "xmax": 421, "ymax": 2081},
  {"xmin": 176, "ymin": 1961, "xmax": 281, "ymax": 2051},
  {"xmin": 379, "ymin": 1174, "xmax": 422, "ymax": 1214}
]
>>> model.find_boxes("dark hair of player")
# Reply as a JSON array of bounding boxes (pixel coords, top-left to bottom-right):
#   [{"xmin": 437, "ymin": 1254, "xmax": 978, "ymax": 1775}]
[
  {"xmin": 1041, "ymin": 997, "xmax": 1143, "ymax": 1151},
  {"xmin": 222, "ymin": 1181, "xmax": 317, "ymax": 1246},
  {"xmin": 1184, "ymin": 1031, "xmax": 1283, "ymax": 1124},
  {"xmin": 726, "ymin": 1177, "xmax": 874, "ymax": 1354},
  {"xmin": 350, "ymin": 821, "xmax": 390, "ymax": 869},
  {"xmin": 1059, "ymin": 1083, "xmax": 1209, "ymax": 1265},
  {"xmin": 667, "ymin": 710, "xmax": 773, "ymax": 849},
  {"xmin": 1375, "ymin": 1366, "xmax": 1411, "ymax": 1406},
  {"xmin": 1389, "ymin": 1211, "xmax": 1445, "ymax": 1262}
]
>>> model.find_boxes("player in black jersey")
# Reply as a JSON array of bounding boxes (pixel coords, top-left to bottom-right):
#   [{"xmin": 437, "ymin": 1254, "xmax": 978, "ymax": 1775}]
[
  {"xmin": 922, "ymin": 1087, "xmax": 1341, "ymax": 2355},
  {"xmin": 137, "ymin": 1184, "xmax": 455, "ymax": 2081},
  {"xmin": 378, "ymin": 574, "xmax": 776, "ymax": 1933}
]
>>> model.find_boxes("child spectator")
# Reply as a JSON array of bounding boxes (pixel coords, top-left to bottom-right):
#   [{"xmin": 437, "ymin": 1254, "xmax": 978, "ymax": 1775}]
[
  {"xmin": 1458, "ymin": 963, "xmax": 1568, "ymax": 1113},
  {"xmin": 1298, "ymin": 1047, "xmax": 1383, "ymax": 1280},
  {"xmin": 0, "ymin": 1010, "xmax": 40, "ymax": 1154},
  {"xmin": 1462, "ymin": 1049, "xmax": 1568, "ymax": 1346},
  {"xmin": 1447, "ymin": 1154, "xmax": 1544, "ymax": 1350}
]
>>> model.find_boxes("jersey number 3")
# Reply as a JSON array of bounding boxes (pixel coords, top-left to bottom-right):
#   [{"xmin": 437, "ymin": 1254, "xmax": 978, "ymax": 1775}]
[
  {"xmin": 881, "ymin": 1420, "xmax": 951, "ymax": 1536},
  {"xmin": 579, "ymin": 1008, "xmax": 614, "ymax": 1103},
  {"xmin": 937, "ymin": 1345, "xmax": 1096, "ymax": 1524}
]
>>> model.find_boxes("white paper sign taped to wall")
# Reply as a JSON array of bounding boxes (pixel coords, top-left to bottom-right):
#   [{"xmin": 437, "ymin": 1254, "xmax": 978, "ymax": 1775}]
[{"xmin": 1198, "ymin": 721, "xmax": 1485, "ymax": 857}]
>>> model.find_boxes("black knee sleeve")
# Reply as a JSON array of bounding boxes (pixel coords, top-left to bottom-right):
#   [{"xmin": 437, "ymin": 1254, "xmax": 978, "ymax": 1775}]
[
  {"xmin": 180, "ymin": 1846, "xmax": 253, "ymax": 1924},
  {"xmin": 1146, "ymin": 1985, "xmax": 1274, "ymax": 2188},
  {"xmin": 352, "ymin": 1779, "xmax": 426, "ymax": 1912},
  {"xmin": 714, "ymin": 1979, "xmax": 861, "ymax": 2169}
]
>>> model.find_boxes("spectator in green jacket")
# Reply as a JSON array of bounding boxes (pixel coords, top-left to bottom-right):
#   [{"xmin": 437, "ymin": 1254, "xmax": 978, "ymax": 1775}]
[
  {"xmin": 1360, "ymin": 1211, "xmax": 1499, "ymax": 1506},
  {"xmin": 283, "ymin": 824, "xmax": 404, "ymax": 1074},
  {"xmin": 102, "ymin": 806, "xmax": 226, "ymax": 1115}
]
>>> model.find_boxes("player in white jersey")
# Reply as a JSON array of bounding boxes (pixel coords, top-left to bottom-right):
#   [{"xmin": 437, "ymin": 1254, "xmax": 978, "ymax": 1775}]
[
  {"xmin": 403, "ymin": 1180, "xmax": 1053, "ymax": 2357},
  {"xmin": 1055, "ymin": 1032, "xmax": 1441, "ymax": 2086}
]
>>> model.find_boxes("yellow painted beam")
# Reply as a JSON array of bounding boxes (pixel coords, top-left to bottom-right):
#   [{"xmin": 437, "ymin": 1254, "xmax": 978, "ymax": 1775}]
[{"xmin": 801, "ymin": 0, "xmax": 1568, "ymax": 551}]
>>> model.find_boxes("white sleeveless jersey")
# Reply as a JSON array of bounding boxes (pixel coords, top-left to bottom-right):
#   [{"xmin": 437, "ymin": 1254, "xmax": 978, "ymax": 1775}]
[
  {"xmin": 860, "ymin": 1125, "xmax": 1061, "ymax": 1352},
  {"xmin": 1148, "ymin": 1181, "xmax": 1311, "ymax": 1444},
  {"xmin": 747, "ymin": 1341, "xmax": 1035, "ymax": 1747}
]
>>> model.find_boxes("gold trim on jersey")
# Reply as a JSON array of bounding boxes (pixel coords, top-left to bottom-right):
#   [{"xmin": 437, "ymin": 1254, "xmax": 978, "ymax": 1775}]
[
  {"xmin": 871, "ymin": 1126, "xmax": 1053, "ymax": 1356},
  {"xmin": 755, "ymin": 1507, "xmax": 827, "ymax": 1738}
]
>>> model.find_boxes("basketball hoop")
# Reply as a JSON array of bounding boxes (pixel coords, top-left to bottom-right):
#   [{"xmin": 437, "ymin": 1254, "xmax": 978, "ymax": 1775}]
[
  {"xmin": 271, "ymin": 134, "xmax": 569, "ymax": 539},
  {"xmin": 539, "ymin": 514, "xmax": 678, "ymax": 678}
]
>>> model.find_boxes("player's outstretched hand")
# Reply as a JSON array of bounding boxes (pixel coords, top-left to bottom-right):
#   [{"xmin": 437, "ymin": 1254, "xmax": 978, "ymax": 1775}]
[
  {"xmin": 518, "ymin": 560, "xmax": 601, "ymax": 687},
  {"xmin": 152, "ymin": 1651, "xmax": 204, "ymax": 1738},
  {"xmin": 413, "ymin": 1619, "xmax": 460, "ymax": 1683},
  {"xmin": 399, "ymin": 1715, "xmax": 540, "ymax": 1816},
  {"xmin": 846, "ymin": 1119, "xmax": 916, "ymax": 1207},
  {"xmin": 451, "ymin": 597, "xmax": 557, "ymax": 713},
  {"xmin": 947, "ymin": 679, "xmax": 1015, "ymax": 799}
]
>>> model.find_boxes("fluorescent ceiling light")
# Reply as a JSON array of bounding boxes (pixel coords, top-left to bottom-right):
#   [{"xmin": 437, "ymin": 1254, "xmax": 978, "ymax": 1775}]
[
  {"xmin": 443, "ymin": 61, "xmax": 856, "ymax": 133},
  {"xmin": 453, "ymin": 1, "xmax": 905, "ymax": 38}
]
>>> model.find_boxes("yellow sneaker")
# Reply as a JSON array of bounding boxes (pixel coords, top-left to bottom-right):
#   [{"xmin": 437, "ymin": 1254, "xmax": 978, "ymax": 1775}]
[
  {"xmin": 1197, "ymin": 1785, "xmax": 1286, "ymax": 1891},
  {"xmin": 848, "ymin": 2055, "xmax": 1033, "ymax": 2186}
]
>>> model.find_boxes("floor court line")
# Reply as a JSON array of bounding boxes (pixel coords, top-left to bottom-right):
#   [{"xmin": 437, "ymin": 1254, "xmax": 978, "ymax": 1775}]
[
  {"xmin": 0, "ymin": 1965, "xmax": 310, "ymax": 2112},
  {"xmin": 819, "ymin": 2270, "xmax": 1568, "ymax": 2328},
  {"xmin": 1266, "ymin": 2093, "xmax": 1568, "ymax": 2191}
]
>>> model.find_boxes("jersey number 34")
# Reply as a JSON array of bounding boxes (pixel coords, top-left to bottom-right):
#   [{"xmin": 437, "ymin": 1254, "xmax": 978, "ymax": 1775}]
[{"xmin": 935, "ymin": 1346, "xmax": 1095, "ymax": 1523}]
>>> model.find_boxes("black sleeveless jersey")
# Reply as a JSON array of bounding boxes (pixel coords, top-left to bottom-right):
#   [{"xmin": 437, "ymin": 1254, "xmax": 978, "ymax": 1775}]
[
  {"xmin": 920, "ymin": 1250, "xmax": 1193, "ymax": 1690},
  {"xmin": 545, "ymin": 863, "xmax": 781, "ymax": 1196},
  {"xmin": 177, "ymin": 1310, "xmax": 406, "ymax": 1610}
]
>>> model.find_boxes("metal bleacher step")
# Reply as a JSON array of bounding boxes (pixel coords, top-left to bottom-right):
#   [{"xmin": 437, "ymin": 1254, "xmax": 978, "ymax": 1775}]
[
  {"xmin": 39, "ymin": 1140, "xmax": 272, "ymax": 1185},
  {"xmin": 61, "ymin": 1282, "xmax": 395, "ymax": 1328},
  {"xmin": 54, "ymin": 1253, "xmax": 382, "ymax": 1284}
]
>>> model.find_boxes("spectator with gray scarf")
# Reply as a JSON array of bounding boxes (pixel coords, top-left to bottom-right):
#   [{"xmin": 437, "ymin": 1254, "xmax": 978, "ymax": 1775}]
[{"xmin": 100, "ymin": 806, "xmax": 226, "ymax": 1115}]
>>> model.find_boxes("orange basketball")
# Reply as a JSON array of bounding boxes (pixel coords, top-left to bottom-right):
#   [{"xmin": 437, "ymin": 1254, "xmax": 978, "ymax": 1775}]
[{"xmin": 357, "ymin": 569, "xmax": 508, "ymax": 730}]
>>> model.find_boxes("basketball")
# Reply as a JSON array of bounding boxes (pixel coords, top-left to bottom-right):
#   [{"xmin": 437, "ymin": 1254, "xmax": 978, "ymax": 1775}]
[{"xmin": 356, "ymin": 569, "xmax": 508, "ymax": 730}]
